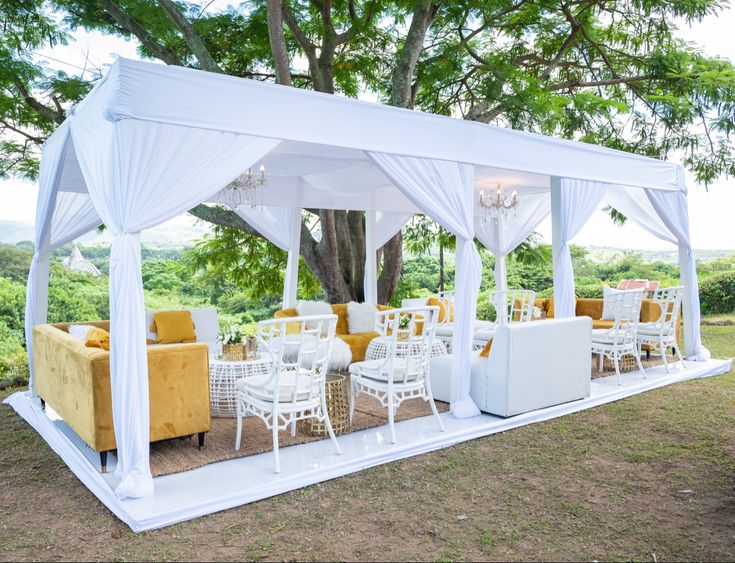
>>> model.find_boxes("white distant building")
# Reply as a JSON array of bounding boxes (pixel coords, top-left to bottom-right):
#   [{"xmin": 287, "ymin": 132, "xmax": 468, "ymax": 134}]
[{"xmin": 62, "ymin": 246, "xmax": 101, "ymax": 277}]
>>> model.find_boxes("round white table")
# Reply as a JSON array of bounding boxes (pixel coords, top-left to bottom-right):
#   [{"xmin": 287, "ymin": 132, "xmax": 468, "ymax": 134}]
[
  {"xmin": 364, "ymin": 337, "xmax": 449, "ymax": 361},
  {"xmin": 209, "ymin": 356, "xmax": 273, "ymax": 417}
]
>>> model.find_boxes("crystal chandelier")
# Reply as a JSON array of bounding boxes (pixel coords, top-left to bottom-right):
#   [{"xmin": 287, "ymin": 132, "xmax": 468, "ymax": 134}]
[
  {"xmin": 479, "ymin": 184, "xmax": 519, "ymax": 221},
  {"xmin": 219, "ymin": 164, "xmax": 266, "ymax": 210}
]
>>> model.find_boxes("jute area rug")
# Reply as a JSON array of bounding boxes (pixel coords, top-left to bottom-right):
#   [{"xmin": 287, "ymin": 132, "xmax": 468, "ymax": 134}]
[
  {"xmin": 150, "ymin": 392, "xmax": 449, "ymax": 477},
  {"xmin": 149, "ymin": 354, "xmax": 670, "ymax": 477}
]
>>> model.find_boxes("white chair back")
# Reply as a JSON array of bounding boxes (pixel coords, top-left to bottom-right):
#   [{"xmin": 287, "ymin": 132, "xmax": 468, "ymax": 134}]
[
  {"xmin": 374, "ymin": 306, "xmax": 439, "ymax": 384},
  {"xmin": 607, "ymin": 288, "xmax": 645, "ymax": 342},
  {"xmin": 256, "ymin": 314, "xmax": 338, "ymax": 404},
  {"xmin": 488, "ymin": 289, "xmax": 536, "ymax": 325},
  {"xmin": 651, "ymin": 286, "xmax": 683, "ymax": 332}
]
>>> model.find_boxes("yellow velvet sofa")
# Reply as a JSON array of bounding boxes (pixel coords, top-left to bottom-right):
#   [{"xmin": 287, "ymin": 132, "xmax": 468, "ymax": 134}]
[
  {"xmin": 535, "ymin": 297, "xmax": 681, "ymax": 350},
  {"xmin": 33, "ymin": 321, "xmax": 212, "ymax": 472},
  {"xmin": 274, "ymin": 304, "xmax": 392, "ymax": 363}
]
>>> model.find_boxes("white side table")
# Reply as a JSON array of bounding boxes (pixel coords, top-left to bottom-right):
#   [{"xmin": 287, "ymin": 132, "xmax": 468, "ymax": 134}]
[
  {"xmin": 209, "ymin": 357, "xmax": 272, "ymax": 417},
  {"xmin": 365, "ymin": 337, "xmax": 448, "ymax": 361}
]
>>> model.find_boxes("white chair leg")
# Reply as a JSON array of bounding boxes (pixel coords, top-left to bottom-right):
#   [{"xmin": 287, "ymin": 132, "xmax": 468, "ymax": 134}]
[
  {"xmin": 348, "ymin": 378, "xmax": 357, "ymax": 424},
  {"xmin": 635, "ymin": 350, "xmax": 647, "ymax": 378},
  {"xmin": 428, "ymin": 393, "xmax": 445, "ymax": 433},
  {"xmin": 674, "ymin": 342, "xmax": 685, "ymax": 365},
  {"xmin": 660, "ymin": 340, "xmax": 670, "ymax": 374},
  {"xmin": 598, "ymin": 352, "xmax": 604, "ymax": 373},
  {"xmin": 388, "ymin": 394, "xmax": 396, "ymax": 444},
  {"xmin": 614, "ymin": 355, "xmax": 622, "ymax": 386},
  {"xmin": 290, "ymin": 416, "xmax": 297, "ymax": 437},
  {"xmin": 235, "ymin": 399, "xmax": 243, "ymax": 451},
  {"xmin": 322, "ymin": 393, "xmax": 342, "ymax": 455},
  {"xmin": 272, "ymin": 409, "xmax": 280, "ymax": 473}
]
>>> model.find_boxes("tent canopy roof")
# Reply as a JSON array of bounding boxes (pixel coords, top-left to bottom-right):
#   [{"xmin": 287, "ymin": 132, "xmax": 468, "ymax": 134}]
[{"xmin": 49, "ymin": 57, "xmax": 684, "ymax": 214}]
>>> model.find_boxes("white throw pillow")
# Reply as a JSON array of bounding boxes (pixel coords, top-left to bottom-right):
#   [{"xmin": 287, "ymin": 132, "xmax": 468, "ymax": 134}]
[
  {"xmin": 296, "ymin": 300, "xmax": 333, "ymax": 333},
  {"xmin": 347, "ymin": 301, "xmax": 377, "ymax": 334},
  {"xmin": 68, "ymin": 324, "xmax": 96, "ymax": 342},
  {"xmin": 601, "ymin": 286, "xmax": 624, "ymax": 320}
]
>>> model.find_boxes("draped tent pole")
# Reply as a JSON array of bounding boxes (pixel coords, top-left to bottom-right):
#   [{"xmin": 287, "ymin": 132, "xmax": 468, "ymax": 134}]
[
  {"xmin": 550, "ymin": 177, "xmax": 565, "ymax": 316},
  {"xmin": 282, "ymin": 205, "xmax": 302, "ymax": 309},
  {"xmin": 364, "ymin": 210, "xmax": 378, "ymax": 305},
  {"xmin": 492, "ymin": 215, "xmax": 508, "ymax": 323}
]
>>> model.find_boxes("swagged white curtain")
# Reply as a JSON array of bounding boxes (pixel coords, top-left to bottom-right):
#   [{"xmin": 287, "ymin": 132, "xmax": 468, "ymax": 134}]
[
  {"xmin": 645, "ymin": 188, "xmax": 710, "ymax": 360},
  {"xmin": 552, "ymin": 179, "xmax": 608, "ymax": 318},
  {"xmin": 50, "ymin": 192, "xmax": 102, "ymax": 249},
  {"xmin": 236, "ymin": 205, "xmax": 302, "ymax": 308},
  {"xmin": 364, "ymin": 211, "xmax": 413, "ymax": 304},
  {"xmin": 24, "ymin": 124, "xmax": 70, "ymax": 393},
  {"xmin": 474, "ymin": 192, "xmax": 551, "ymax": 293},
  {"xmin": 368, "ymin": 153, "xmax": 481, "ymax": 419},
  {"xmin": 70, "ymin": 110, "xmax": 280, "ymax": 499}
]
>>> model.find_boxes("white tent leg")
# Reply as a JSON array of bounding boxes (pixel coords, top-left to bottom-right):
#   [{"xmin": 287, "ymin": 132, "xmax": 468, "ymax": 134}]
[
  {"xmin": 678, "ymin": 243, "xmax": 695, "ymax": 358},
  {"xmin": 550, "ymin": 176, "xmax": 567, "ymax": 316},
  {"xmin": 282, "ymin": 208, "xmax": 301, "ymax": 309},
  {"xmin": 364, "ymin": 210, "xmax": 378, "ymax": 304}
]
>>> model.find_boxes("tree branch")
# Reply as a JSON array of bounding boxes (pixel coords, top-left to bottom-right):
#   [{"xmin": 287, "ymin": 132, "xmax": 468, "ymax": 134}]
[
  {"xmin": 11, "ymin": 78, "xmax": 64, "ymax": 124},
  {"xmin": 157, "ymin": 0, "xmax": 223, "ymax": 72},
  {"xmin": 266, "ymin": 0, "xmax": 292, "ymax": 86},
  {"xmin": 97, "ymin": 0, "xmax": 182, "ymax": 66}
]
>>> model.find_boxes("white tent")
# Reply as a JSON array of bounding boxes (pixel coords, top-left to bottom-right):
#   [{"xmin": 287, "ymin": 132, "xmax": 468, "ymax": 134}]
[{"xmin": 23, "ymin": 57, "xmax": 710, "ymax": 500}]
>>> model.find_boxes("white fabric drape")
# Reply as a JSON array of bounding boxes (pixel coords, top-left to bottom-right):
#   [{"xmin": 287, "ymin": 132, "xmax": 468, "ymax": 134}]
[
  {"xmin": 603, "ymin": 186, "xmax": 676, "ymax": 244},
  {"xmin": 474, "ymin": 191, "xmax": 551, "ymax": 295},
  {"xmin": 364, "ymin": 211, "xmax": 412, "ymax": 304},
  {"xmin": 368, "ymin": 152, "xmax": 481, "ymax": 419},
  {"xmin": 645, "ymin": 188, "xmax": 710, "ymax": 361},
  {"xmin": 70, "ymin": 111, "xmax": 280, "ymax": 499},
  {"xmin": 551, "ymin": 179, "xmax": 607, "ymax": 318},
  {"xmin": 50, "ymin": 192, "xmax": 102, "ymax": 249},
  {"xmin": 24, "ymin": 124, "xmax": 70, "ymax": 393}
]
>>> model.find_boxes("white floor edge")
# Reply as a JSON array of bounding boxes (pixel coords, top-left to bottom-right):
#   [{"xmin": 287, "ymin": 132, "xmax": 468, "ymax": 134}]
[{"xmin": 4, "ymin": 358, "xmax": 732, "ymax": 533}]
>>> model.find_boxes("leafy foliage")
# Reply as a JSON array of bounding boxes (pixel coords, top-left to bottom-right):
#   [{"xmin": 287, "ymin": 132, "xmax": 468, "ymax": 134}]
[{"xmin": 699, "ymin": 271, "xmax": 735, "ymax": 314}]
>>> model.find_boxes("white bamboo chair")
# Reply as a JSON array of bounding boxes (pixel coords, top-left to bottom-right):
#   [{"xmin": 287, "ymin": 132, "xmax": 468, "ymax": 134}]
[
  {"xmin": 473, "ymin": 289, "xmax": 536, "ymax": 348},
  {"xmin": 591, "ymin": 288, "xmax": 646, "ymax": 385},
  {"xmin": 432, "ymin": 291, "xmax": 455, "ymax": 351},
  {"xmin": 235, "ymin": 314, "xmax": 341, "ymax": 473},
  {"xmin": 348, "ymin": 306, "xmax": 445, "ymax": 444},
  {"xmin": 636, "ymin": 286, "xmax": 684, "ymax": 373}
]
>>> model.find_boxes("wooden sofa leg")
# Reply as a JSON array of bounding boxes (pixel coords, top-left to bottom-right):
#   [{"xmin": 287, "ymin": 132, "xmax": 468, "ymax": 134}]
[
  {"xmin": 646, "ymin": 350, "xmax": 650, "ymax": 360},
  {"xmin": 40, "ymin": 398, "xmax": 45, "ymax": 410},
  {"xmin": 198, "ymin": 432, "xmax": 206, "ymax": 450},
  {"xmin": 100, "ymin": 451, "xmax": 108, "ymax": 474}
]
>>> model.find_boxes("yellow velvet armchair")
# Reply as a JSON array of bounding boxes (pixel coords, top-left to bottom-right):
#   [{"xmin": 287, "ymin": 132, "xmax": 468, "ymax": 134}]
[
  {"xmin": 274, "ymin": 304, "xmax": 392, "ymax": 363},
  {"xmin": 33, "ymin": 321, "xmax": 212, "ymax": 472}
]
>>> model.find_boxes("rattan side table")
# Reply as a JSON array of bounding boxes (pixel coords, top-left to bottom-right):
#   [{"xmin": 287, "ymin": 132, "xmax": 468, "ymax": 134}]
[{"xmin": 209, "ymin": 356, "xmax": 272, "ymax": 417}]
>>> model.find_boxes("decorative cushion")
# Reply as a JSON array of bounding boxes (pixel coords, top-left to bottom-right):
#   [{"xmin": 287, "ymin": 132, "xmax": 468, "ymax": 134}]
[
  {"xmin": 85, "ymin": 327, "xmax": 111, "ymax": 351},
  {"xmin": 151, "ymin": 310, "xmax": 196, "ymax": 344},
  {"xmin": 428, "ymin": 297, "xmax": 454, "ymax": 323},
  {"xmin": 601, "ymin": 286, "xmax": 630, "ymax": 321},
  {"xmin": 237, "ymin": 369, "xmax": 319, "ymax": 403},
  {"xmin": 347, "ymin": 301, "xmax": 377, "ymax": 334},
  {"xmin": 296, "ymin": 300, "xmax": 333, "ymax": 334},
  {"xmin": 479, "ymin": 337, "xmax": 493, "ymax": 358},
  {"xmin": 329, "ymin": 337, "xmax": 353, "ymax": 370},
  {"xmin": 68, "ymin": 324, "xmax": 96, "ymax": 342},
  {"xmin": 349, "ymin": 358, "xmax": 418, "ymax": 382}
]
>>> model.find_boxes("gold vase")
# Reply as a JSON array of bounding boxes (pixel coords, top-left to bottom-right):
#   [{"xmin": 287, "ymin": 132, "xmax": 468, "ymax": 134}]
[{"xmin": 222, "ymin": 343, "xmax": 244, "ymax": 361}]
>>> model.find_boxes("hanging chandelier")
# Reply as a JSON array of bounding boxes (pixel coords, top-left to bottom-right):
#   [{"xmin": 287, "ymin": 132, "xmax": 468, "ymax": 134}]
[
  {"xmin": 479, "ymin": 184, "xmax": 519, "ymax": 221},
  {"xmin": 219, "ymin": 164, "xmax": 267, "ymax": 210}
]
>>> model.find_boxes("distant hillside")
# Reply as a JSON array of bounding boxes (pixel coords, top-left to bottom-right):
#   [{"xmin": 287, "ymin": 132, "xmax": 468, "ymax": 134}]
[
  {"xmin": 586, "ymin": 246, "xmax": 735, "ymax": 264},
  {"xmin": 0, "ymin": 221, "xmax": 34, "ymax": 245}
]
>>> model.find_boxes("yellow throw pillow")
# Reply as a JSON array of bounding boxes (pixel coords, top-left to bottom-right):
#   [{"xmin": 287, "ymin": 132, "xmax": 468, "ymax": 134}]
[
  {"xmin": 479, "ymin": 337, "xmax": 493, "ymax": 358},
  {"xmin": 85, "ymin": 327, "xmax": 111, "ymax": 351},
  {"xmin": 427, "ymin": 297, "xmax": 454, "ymax": 323},
  {"xmin": 151, "ymin": 310, "xmax": 196, "ymax": 344}
]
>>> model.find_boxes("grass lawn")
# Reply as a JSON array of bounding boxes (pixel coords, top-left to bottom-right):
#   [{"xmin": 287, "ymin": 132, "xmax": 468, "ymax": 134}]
[{"xmin": 1, "ymin": 323, "xmax": 733, "ymax": 562}]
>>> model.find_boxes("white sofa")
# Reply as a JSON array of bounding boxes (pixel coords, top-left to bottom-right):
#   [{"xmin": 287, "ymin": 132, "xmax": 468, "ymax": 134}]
[
  {"xmin": 145, "ymin": 307, "xmax": 220, "ymax": 357},
  {"xmin": 429, "ymin": 317, "xmax": 592, "ymax": 417}
]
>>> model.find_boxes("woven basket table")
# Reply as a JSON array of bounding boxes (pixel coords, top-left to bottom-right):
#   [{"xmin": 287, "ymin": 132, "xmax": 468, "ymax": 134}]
[
  {"xmin": 365, "ymin": 336, "xmax": 449, "ymax": 361},
  {"xmin": 603, "ymin": 353, "xmax": 637, "ymax": 373},
  {"xmin": 209, "ymin": 357, "xmax": 272, "ymax": 417},
  {"xmin": 299, "ymin": 373, "xmax": 350, "ymax": 437}
]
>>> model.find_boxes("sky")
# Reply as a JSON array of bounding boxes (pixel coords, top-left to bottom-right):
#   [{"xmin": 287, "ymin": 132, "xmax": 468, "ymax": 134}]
[{"xmin": 1, "ymin": 3, "xmax": 734, "ymax": 250}]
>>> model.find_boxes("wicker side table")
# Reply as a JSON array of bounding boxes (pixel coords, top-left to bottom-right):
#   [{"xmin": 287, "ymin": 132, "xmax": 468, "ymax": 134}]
[
  {"xmin": 365, "ymin": 337, "xmax": 448, "ymax": 361},
  {"xmin": 299, "ymin": 373, "xmax": 350, "ymax": 436},
  {"xmin": 209, "ymin": 357, "xmax": 272, "ymax": 417}
]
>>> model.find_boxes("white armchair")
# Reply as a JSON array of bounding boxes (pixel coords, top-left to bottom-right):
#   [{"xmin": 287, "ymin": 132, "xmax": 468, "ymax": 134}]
[
  {"xmin": 235, "ymin": 314, "xmax": 341, "ymax": 473},
  {"xmin": 430, "ymin": 318, "xmax": 592, "ymax": 417},
  {"xmin": 590, "ymin": 288, "xmax": 646, "ymax": 384},
  {"xmin": 636, "ymin": 286, "xmax": 684, "ymax": 373},
  {"xmin": 348, "ymin": 306, "xmax": 445, "ymax": 444}
]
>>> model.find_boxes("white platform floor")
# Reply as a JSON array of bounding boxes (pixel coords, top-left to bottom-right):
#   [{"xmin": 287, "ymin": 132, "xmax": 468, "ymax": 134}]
[{"xmin": 5, "ymin": 357, "xmax": 731, "ymax": 532}]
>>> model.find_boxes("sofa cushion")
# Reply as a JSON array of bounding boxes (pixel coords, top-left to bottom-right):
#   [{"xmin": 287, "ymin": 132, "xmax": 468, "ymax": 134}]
[
  {"xmin": 347, "ymin": 301, "xmax": 377, "ymax": 334},
  {"xmin": 339, "ymin": 332, "xmax": 379, "ymax": 363},
  {"xmin": 85, "ymin": 327, "xmax": 111, "ymax": 351},
  {"xmin": 151, "ymin": 310, "xmax": 196, "ymax": 344},
  {"xmin": 479, "ymin": 337, "xmax": 493, "ymax": 358}
]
